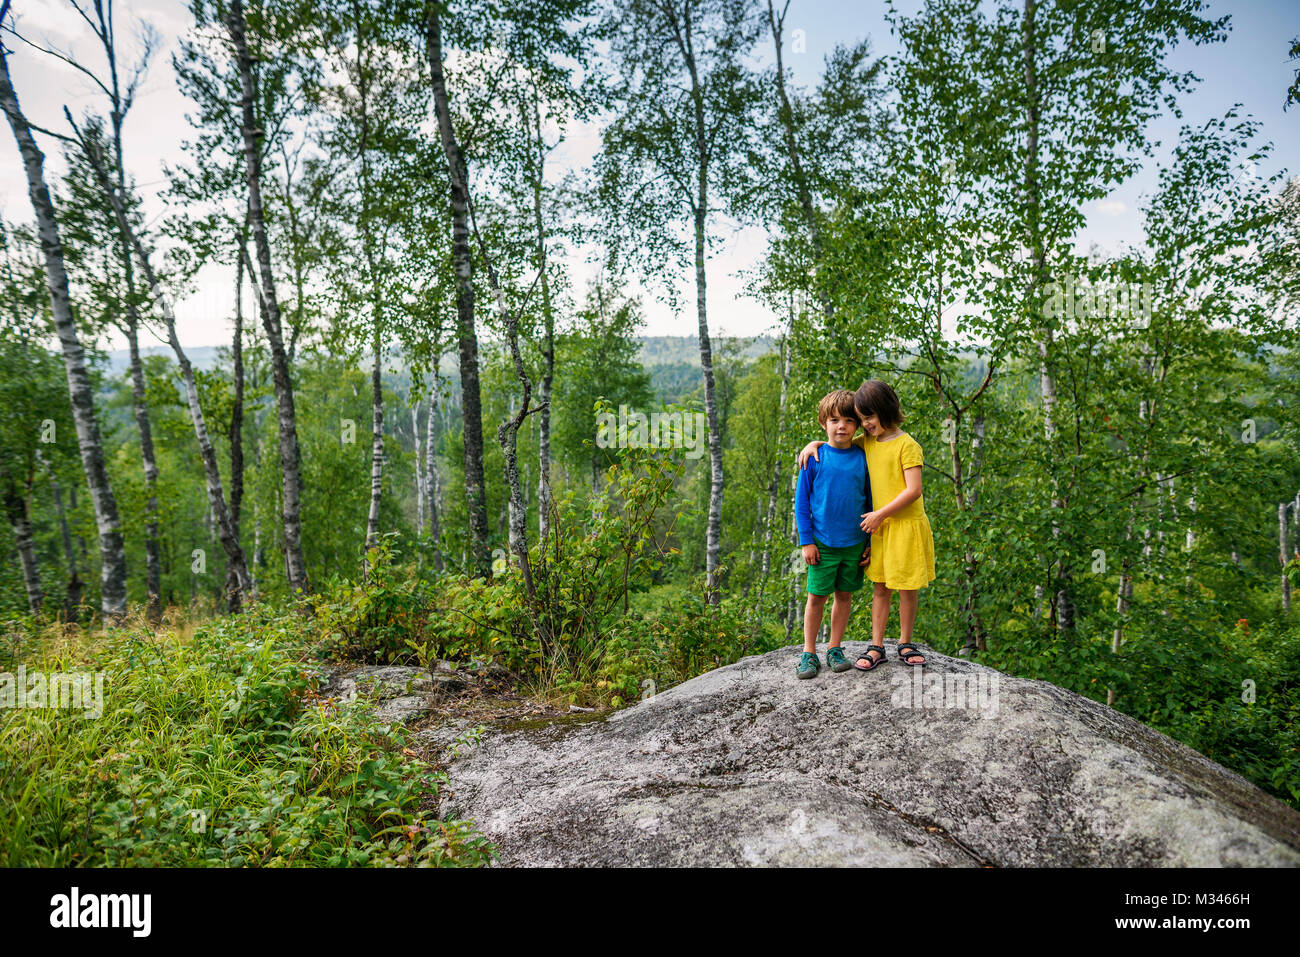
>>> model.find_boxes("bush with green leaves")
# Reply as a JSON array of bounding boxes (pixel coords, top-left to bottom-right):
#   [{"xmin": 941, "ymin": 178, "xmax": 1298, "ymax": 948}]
[
  {"xmin": 591, "ymin": 583, "xmax": 786, "ymax": 707},
  {"xmin": 1148, "ymin": 618, "xmax": 1300, "ymax": 806},
  {"xmin": 392, "ymin": 447, "xmax": 779, "ymax": 707},
  {"xmin": 403, "ymin": 447, "xmax": 688, "ymax": 695},
  {"xmin": 408, "ymin": 570, "xmax": 532, "ymax": 671},
  {"xmin": 0, "ymin": 608, "xmax": 491, "ymax": 866},
  {"xmin": 313, "ymin": 537, "xmax": 434, "ymax": 664}
]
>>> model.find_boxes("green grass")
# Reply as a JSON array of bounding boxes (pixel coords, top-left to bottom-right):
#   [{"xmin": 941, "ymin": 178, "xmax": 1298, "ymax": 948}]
[{"xmin": 0, "ymin": 607, "xmax": 492, "ymax": 867}]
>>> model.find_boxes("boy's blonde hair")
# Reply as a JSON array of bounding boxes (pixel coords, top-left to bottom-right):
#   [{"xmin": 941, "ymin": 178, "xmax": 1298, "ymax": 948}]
[{"xmin": 817, "ymin": 390, "xmax": 860, "ymax": 427}]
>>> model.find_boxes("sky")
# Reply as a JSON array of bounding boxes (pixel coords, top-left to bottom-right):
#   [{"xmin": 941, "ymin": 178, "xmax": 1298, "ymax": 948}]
[{"xmin": 1, "ymin": 0, "xmax": 1296, "ymax": 352}]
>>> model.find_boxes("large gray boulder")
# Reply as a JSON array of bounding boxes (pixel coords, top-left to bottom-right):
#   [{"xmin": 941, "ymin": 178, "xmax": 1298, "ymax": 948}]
[{"xmin": 440, "ymin": 641, "xmax": 1300, "ymax": 866}]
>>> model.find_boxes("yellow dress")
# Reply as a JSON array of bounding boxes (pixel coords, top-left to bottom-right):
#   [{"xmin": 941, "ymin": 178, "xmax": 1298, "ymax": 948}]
[{"xmin": 854, "ymin": 431, "xmax": 935, "ymax": 590}]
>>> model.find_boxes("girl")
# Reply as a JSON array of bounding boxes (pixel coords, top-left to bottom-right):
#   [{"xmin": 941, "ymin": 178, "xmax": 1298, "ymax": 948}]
[{"xmin": 798, "ymin": 379, "xmax": 935, "ymax": 670}]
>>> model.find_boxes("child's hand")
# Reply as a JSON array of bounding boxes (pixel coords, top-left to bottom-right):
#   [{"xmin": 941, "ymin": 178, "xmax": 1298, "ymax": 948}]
[
  {"xmin": 858, "ymin": 544, "xmax": 871, "ymax": 567},
  {"xmin": 797, "ymin": 440, "xmax": 824, "ymax": 470},
  {"xmin": 802, "ymin": 543, "xmax": 820, "ymax": 565},
  {"xmin": 861, "ymin": 510, "xmax": 885, "ymax": 534}
]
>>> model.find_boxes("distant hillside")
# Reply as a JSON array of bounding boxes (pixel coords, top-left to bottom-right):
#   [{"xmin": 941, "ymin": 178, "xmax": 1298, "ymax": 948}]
[
  {"xmin": 638, "ymin": 335, "xmax": 776, "ymax": 366},
  {"xmin": 105, "ymin": 345, "xmax": 222, "ymax": 375},
  {"xmin": 649, "ymin": 363, "xmax": 704, "ymax": 405},
  {"xmin": 107, "ymin": 337, "xmax": 778, "ymax": 377}
]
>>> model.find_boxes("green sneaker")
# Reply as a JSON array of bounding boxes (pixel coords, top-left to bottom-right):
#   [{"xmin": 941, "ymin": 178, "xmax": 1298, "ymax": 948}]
[
  {"xmin": 796, "ymin": 651, "xmax": 821, "ymax": 679},
  {"xmin": 826, "ymin": 646, "xmax": 851, "ymax": 672}
]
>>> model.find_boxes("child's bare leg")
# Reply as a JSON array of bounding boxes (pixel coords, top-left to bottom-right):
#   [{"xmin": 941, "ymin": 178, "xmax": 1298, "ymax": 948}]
[
  {"xmin": 871, "ymin": 581, "xmax": 892, "ymax": 645},
  {"xmin": 854, "ymin": 581, "xmax": 891, "ymax": 668},
  {"xmin": 803, "ymin": 593, "xmax": 829, "ymax": 653},
  {"xmin": 828, "ymin": 590, "xmax": 852, "ymax": 647},
  {"xmin": 898, "ymin": 589, "xmax": 924, "ymax": 663}
]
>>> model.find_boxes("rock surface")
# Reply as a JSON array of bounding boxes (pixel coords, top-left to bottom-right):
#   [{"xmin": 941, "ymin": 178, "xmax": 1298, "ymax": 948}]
[
  {"xmin": 317, "ymin": 664, "xmax": 468, "ymax": 725},
  {"xmin": 310, "ymin": 662, "xmax": 570, "ymax": 755},
  {"xmin": 440, "ymin": 641, "xmax": 1300, "ymax": 866}
]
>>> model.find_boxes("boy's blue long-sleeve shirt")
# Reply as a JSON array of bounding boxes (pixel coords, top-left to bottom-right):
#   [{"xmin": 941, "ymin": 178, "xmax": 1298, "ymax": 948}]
[{"xmin": 795, "ymin": 443, "xmax": 871, "ymax": 548}]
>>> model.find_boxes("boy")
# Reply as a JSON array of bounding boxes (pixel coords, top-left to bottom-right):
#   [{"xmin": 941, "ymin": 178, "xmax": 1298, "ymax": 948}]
[{"xmin": 793, "ymin": 390, "xmax": 871, "ymax": 678}]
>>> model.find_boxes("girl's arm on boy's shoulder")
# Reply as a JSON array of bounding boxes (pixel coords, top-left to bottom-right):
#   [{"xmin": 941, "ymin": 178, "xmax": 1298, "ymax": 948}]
[
  {"xmin": 797, "ymin": 438, "xmax": 824, "ymax": 469},
  {"xmin": 798, "ymin": 429, "xmax": 866, "ymax": 469}
]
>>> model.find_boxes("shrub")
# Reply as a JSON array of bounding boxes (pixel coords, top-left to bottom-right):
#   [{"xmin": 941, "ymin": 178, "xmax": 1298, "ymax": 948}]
[
  {"xmin": 0, "ymin": 608, "xmax": 492, "ymax": 866},
  {"xmin": 410, "ymin": 570, "xmax": 533, "ymax": 673},
  {"xmin": 1152, "ymin": 618, "xmax": 1300, "ymax": 806},
  {"xmin": 313, "ymin": 538, "xmax": 432, "ymax": 664}
]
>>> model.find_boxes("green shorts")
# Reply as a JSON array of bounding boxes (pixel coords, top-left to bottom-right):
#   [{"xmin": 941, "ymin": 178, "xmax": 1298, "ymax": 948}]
[{"xmin": 805, "ymin": 539, "xmax": 868, "ymax": 596}]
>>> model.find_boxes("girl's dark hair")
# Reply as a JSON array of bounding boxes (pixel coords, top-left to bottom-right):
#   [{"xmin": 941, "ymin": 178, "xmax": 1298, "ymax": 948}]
[{"xmin": 854, "ymin": 379, "xmax": 904, "ymax": 429}]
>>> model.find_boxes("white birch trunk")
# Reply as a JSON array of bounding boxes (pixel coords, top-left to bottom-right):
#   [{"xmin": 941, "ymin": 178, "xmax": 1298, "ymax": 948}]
[{"xmin": 0, "ymin": 48, "xmax": 127, "ymax": 620}]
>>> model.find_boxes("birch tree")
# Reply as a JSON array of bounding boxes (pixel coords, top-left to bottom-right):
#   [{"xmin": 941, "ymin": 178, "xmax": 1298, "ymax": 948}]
[
  {"xmin": 417, "ymin": 0, "xmax": 596, "ymax": 578},
  {"xmin": 0, "ymin": 326, "xmax": 68, "ymax": 615},
  {"xmin": 226, "ymin": 0, "xmax": 309, "ymax": 594},
  {"xmin": 422, "ymin": 2, "xmax": 491, "ymax": 579},
  {"xmin": 981, "ymin": 0, "xmax": 1228, "ymax": 633},
  {"xmin": 15, "ymin": 0, "xmax": 166, "ymax": 618},
  {"xmin": 1103, "ymin": 115, "xmax": 1292, "ymax": 702},
  {"xmin": 314, "ymin": 0, "xmax": 426, "ymax": 558},
  {"xmin": 169, "ymin": 0, "xmax": 313, "ymax": 597},
  {"xmin": 71, "ymin": 117, "xmax": 255, "ymax": 607},
  {"xmin": 596, "ymin": 0, "xmax": 765, "ymax": 604},
  {"xmin": 0, "ymin": 1, "xmax": 128, "ymax": 619}
]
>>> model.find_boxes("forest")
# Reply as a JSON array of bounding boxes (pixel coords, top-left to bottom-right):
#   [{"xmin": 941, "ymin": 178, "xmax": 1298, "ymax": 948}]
[{"xmin": 1, "ymin": 0, "xmax": 1299, "ymax": 867}]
